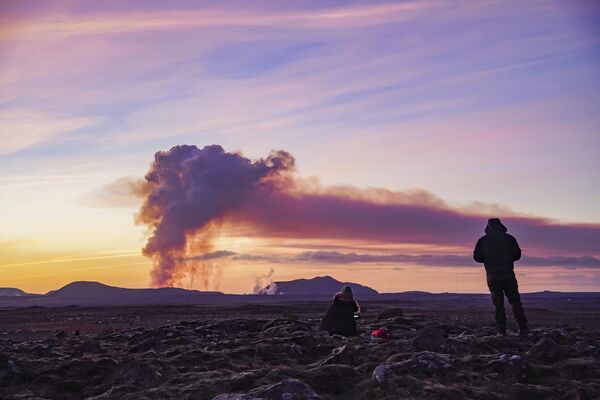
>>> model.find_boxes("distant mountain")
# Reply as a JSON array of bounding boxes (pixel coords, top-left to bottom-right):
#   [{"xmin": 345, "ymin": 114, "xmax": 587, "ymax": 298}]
[
  {"xmin": 41, "ymin": 281, "xmax": 224, "ymax": 305},
  {"xmin": 46, "ymin": 281, "xmax": 195, "ymax": 297},
  {"xmin": 257, "ymin": 275, "xmax": 379, "ymax": 296},
  {"xmin": 46, "ymin": 281, "xmax": 124, "ymax": 297},
  {"xmin": 0, "ymin": 288, "xmax": 31, "ymax": 297}
]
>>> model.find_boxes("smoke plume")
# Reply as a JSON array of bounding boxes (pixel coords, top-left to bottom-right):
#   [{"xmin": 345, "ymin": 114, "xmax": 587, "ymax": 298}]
[
  {"xmin": 135, "ymin": 144, "xmax": 600, "ymax": 288},
  {"xmin": 137, "ymin": 144, "xmax": 293, "ymax": 287}
]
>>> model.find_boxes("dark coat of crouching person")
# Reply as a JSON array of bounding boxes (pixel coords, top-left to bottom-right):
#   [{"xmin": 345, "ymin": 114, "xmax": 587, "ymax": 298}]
[
  {"xmin": 319, "ymin": 286, "xmax": 360, "ymax": 337},
  {"xmin": 474, "ymin": 218, "xmax": 529, "ymax": 337}
]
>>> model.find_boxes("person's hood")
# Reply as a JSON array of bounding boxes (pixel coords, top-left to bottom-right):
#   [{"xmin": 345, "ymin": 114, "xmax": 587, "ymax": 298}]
[
  {"xmin": 334, "ymin": 292, "xmax": 354, "ymax": 302},
  {"xmin": 485, "ymin": 218, "xmax": 507, "ymax": 234}
]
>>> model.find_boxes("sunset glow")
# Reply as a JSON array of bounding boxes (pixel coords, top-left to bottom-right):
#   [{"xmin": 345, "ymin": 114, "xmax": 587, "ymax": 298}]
[{"xmin": 1, "ymin": 1, "xmax": 599, "ymax": 294}]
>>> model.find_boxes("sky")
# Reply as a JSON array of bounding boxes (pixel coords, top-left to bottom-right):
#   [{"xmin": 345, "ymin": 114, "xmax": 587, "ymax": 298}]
[{"xmin": 1, "ymin": 0, "xmax": 599, "ymax": 294}]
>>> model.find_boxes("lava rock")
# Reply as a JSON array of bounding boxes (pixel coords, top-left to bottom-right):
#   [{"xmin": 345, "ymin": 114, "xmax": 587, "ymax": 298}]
[
  {"xmin": 486, "ymin": 354, "xmax": 539, "ymax": 382},
  {"xmin": 207, "ymin": 318, "xmax": 268, "ymax": 333},
  {"xmin": 317, "ymin": 344, "xmax": 349, "ymax": 366},
  {"xmin": 546, "ymin": 329, "xmax": 578, "ymax": 346},
  {"xmin": 412, "ymin": 326, "xmax": 447, "ymax": 352},
  {"xmin": 0, "ymin": 354, "xmax": 22, "ymax": 382},
  {"xmin": 422, "ymin": 383, "xmax": 466, "ymax": 400},
  {"xmin": 412, "ymin": 351, "xmax": 453, "ymax": 371},
  {"xmin": 526, "ymin": 337, "xmax": 563, "ymax": 363},
  {"xmin": 511, "ymin": 383, "xmax": 557, "ymax": 400},
  {"xmin": 377, "ymin": 308, "xmax": 404, "ymax": 320},
  {"xmin": 53, "ymin": 330, "xmax": 68, "ymax": 340},
  {"xmin": 305, "ymin": 364, "xmax": 357, "ymax": 394},
  {"xmin": 372, "ymin": 364, "xmax": 392, "ymax": 383},
  {"xmin": 560, "ymin": 357, "xmax": 600, "ymax": 379},
  {"xmin": 79, "ymin": 339, "xmax": 103, "ymax": 355},
  {"xmin": 261, "ymin": 318, "xmax": 313, "ymax": 338},
  {"xmin": 229, "ymin": 371, "xmax": 260, "ymax": 391},
  {"xmin": 486, "ymin": 353, "xmax": 523, "ymax": 371},
  {"xmin": 113, "ymin": 360, "xmax": 162, "ymax": 388},
  {"xmin": 213, "ymin": 394, "xmax": 263, "ymax": 400},
  {"xmin": 129, "ymin": 333, "xmax": 162, "ymax": 353},
  {"xmin": 248, "ymin": 378, "xmax": 320, "ymax": 400},
  {"xmin": 373, "ymin": 351, "xmax": 452, "ymax": 382},
  {"xmin": 255, "ymin": 341, "xmax": 306, "ymax": 363}
]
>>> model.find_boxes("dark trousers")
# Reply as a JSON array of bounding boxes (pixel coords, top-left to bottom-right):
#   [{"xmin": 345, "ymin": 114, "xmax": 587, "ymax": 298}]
[{"xmin": 487, "ymin": 278, "xmax": 528, "ymax": 332}]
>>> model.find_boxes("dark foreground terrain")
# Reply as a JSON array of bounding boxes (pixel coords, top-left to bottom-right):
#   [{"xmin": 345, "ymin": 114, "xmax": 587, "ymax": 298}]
[{"xmin": 1, "ymin": 297, "xmax": 599, "ymax": 399}]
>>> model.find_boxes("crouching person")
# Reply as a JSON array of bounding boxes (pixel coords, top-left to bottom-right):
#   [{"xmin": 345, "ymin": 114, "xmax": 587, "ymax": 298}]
[{"xmin": 319, "ymin": 286, "xmax": 360, "ymax": 337}]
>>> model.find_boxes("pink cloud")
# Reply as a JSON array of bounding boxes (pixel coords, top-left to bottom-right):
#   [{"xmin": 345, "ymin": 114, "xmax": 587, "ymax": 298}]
[{"xmin": 234, "ymin": 189, "xmax": 600, "ymax": 254}]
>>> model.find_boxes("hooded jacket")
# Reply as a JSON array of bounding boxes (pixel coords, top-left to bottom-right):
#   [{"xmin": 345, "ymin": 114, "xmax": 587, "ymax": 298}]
[
  {"xmin": 473, "ymin": 218, "xmax": 521, "ymax": 282},
  {"xmin": 318, "ymin": 293, "xmax": 359, "ymax": 337}
]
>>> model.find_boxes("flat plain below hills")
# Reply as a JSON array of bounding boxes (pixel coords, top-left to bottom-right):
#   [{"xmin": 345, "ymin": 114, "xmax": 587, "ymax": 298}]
[{"xmin": 0, "ymin": 296, "xmax": 599, "ymax": 399}]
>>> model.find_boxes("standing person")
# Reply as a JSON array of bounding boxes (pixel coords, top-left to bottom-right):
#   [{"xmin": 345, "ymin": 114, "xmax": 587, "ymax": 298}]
[
  {"xmin": 319, "ymin": 286, "xmax": 360, "ymax": 337},
  {"xmin": 474, "ymin": 218, "xmax": 529, "ymax": 336}
]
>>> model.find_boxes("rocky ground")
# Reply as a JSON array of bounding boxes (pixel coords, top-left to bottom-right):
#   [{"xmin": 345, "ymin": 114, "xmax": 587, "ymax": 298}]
[{"xmin": 1, "ymin": 299, "xmax": 599, "ymax": 399}]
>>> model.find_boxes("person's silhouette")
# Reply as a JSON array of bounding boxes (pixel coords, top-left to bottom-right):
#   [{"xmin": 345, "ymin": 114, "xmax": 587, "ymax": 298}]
[
  {"xmin": 318, "ymin": 286, "xmax": 360, "ymax": 337},
  {"xmin": 474, "ymin": 218, "xmax": 529, "ymax": 336}
]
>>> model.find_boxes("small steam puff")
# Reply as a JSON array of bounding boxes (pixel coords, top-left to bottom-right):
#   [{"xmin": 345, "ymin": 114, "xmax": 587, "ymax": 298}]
[
  {"xmin": 137, "ymin": 145, "xmax": 294, "ymax": 287},
  {"xmin": 252, "ymin": 267, "xmax": 275, "ymax": 294}
]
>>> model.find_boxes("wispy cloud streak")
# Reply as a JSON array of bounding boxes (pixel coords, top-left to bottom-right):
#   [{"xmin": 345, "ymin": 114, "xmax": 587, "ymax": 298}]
[
  {"xmin": 0, "ymin": 2, "xmax": 436, "ymax": 40},
  {"xmin": 189, "ymin": 250, "xmax": 600, "ymax": 268},
  {"xmin": 295, "ymin": 251, "xmax": 600, "ymax": 268}
]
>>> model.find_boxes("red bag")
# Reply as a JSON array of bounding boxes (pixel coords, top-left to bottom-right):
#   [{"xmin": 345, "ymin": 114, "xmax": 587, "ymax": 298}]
[{"xmin": 371, "ymin": 328, "xmax": 390, "ymax": 339}]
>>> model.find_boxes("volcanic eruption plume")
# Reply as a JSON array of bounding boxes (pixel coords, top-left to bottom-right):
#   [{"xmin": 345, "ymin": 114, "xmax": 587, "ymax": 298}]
[
  {"xmin": 137, "ymin": 145, "xmax": 294, "ymax": 287},
  {"xmin": 136, "ymin": 144, "xmax": 600, "ymax": 288}
]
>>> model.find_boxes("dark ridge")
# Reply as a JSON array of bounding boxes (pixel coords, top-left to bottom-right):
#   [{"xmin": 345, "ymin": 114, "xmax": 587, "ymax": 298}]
[
  {"xmin": 0, "ymin": 288, "xmax": 31, "ymax": 297},
  {"xmin": 257, "ymin": 275, "xmax": 379, "ymax": 296}
]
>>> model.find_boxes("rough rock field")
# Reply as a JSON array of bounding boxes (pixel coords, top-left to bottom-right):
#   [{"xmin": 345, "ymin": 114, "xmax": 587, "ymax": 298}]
[{"xmin": 1, "ymin": 299, "xmax": 599, "ymax": 399}]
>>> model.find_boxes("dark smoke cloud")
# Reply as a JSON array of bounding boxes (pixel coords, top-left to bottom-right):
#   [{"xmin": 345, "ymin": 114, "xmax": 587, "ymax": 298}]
[
  {"xmin": 135, "ymin": 144, "xmax": 600, "ymax": 287},
  {"xmin": 137, "ymin": 144, "xmax": 293, "ymax": 287},
  {"xmin": 233, "ymin": 194, "xmax": 600, "ymax": 254}
]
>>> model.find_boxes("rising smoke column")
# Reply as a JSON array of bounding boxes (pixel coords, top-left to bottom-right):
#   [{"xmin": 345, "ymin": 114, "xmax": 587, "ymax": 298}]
[{"xmin": 137, "ymin": 145, "xmax": 294, "ymax": 287}]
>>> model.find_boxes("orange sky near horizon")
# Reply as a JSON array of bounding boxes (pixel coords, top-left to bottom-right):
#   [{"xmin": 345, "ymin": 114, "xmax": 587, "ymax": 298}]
[{"xmin": 2, "ymin": 236, "xmax": 599, "ymax": 295}]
